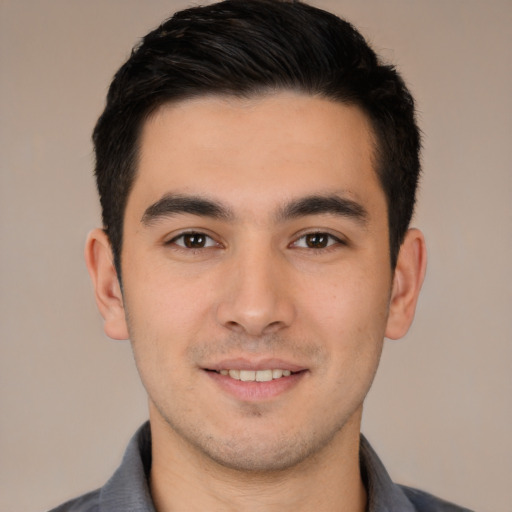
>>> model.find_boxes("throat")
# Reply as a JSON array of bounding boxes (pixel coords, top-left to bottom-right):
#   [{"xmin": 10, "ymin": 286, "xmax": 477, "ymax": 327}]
[{"xmin": 148, "ymin": 407, "xmax": 367, "ymax": 512}]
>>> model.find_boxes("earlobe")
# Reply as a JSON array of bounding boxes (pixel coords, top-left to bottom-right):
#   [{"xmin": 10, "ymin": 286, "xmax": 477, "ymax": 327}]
[
  {"xmin": 84, "ymin": 229, "xmax": 129, "ymax": 340},
  {"xmin": 385, "ymin": 228, "xmax": 427, "ymax": 340}
]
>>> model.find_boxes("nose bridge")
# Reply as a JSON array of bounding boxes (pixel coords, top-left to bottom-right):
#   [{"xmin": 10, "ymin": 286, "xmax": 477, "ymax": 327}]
[{"xmin": 216, "ymin": 237, "xmax": 294, "ymax": 336}]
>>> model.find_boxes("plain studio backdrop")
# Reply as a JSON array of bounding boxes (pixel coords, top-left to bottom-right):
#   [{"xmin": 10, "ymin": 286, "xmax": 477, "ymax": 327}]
[{"xmin": 1, "ymin": 1, "xmax": 510, "ymax": 511}]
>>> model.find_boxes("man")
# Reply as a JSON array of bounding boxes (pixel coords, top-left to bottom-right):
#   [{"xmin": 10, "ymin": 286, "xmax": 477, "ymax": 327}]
[{"xmin": 51, "ymin": 1, "xmax": 472, "ymax": 510}]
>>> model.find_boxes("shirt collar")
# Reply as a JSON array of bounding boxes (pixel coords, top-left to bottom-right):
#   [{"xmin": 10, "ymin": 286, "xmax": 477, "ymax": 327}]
[
  {"xmin": 359, "ymin": 434, "xmax": 416, "ymax": 511},
  {"xmin": 99, "ymin": 422, "xmax": 155, "ymax": 512},
  {"xmin": 98, "ymin": 422, "xmax": 415, "ymax": 512}
]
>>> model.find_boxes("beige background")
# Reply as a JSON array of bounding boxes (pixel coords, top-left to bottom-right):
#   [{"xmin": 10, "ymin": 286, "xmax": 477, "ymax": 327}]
[{"xmin": 1, "ymin": 1, "xmax": 511, "ymax": 511}]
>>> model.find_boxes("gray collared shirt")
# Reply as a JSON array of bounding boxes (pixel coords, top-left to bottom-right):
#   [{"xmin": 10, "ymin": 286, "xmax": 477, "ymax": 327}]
[{"xmin": 49, "ymin": 422, "xmax": 473, "ymax": 512}]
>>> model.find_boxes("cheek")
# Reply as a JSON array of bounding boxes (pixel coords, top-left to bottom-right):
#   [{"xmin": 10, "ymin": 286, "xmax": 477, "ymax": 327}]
[
  {"xmin": 124, "ymin": 251, "xmax": 214, "ymax": 327},
  {"xmin": 298, "ymin": 267, "xmax": 390, "ymax": 377},
  {"xmin": 301, "ymin": 267, "xmax": 390, "ymax": 330},
  {"xmin": 121, "ymin": 272, "xmax": 200, "ymax": 370}
]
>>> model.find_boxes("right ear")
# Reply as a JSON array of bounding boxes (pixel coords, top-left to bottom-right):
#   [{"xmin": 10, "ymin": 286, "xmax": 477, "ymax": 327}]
[{"xmin": 84, "ymin": 229, "xmax": 129, "ymax": 340}]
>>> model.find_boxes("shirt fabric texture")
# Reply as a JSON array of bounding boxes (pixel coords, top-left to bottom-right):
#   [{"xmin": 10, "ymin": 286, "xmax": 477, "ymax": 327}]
[{"xmin": 49, "ymin": 422, "xmax": 473, "ymax": 512}]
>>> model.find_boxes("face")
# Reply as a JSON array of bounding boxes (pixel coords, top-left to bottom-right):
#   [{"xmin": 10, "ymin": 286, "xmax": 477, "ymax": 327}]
[{"xmin": 118, "ymin": 92, "xmax": 395, "ymax": 471}]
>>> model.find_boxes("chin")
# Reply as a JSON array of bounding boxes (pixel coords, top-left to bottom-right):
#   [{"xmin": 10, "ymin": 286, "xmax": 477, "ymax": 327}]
[
  {"xmin": 203, "ymin": 438, "xmax": 316, "ymax": 473},
  {"xmin": 186, "ymin": 419, "xmax": 345, "ymax": 474}
]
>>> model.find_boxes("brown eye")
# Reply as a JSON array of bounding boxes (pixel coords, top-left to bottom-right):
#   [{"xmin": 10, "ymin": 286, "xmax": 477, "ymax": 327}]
[
  {"xmin": 183, "ymin": 233, "xmax": 207, "ymax": 248},
  {"xmin": 292, "ymin": 232, "xmax": 343, "ymax": 250},
  {"xmin": 171, "ymin": 232, "xmax": 217, "ymax": 249},
  {"xmin": 305, "ymin": 233, "xmax": 330, "ymax": 248}
]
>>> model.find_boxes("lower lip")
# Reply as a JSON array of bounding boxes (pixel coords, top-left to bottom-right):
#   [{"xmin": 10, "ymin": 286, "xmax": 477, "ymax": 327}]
[{"xmin": 205, "ymin": 370, "xmax": 306, "ymax": 401}]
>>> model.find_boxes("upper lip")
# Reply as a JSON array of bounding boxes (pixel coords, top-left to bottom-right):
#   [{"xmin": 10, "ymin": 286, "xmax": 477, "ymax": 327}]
[{"xmin": 203, "ymin": 358, "xmax": 307, "ymax": 373}]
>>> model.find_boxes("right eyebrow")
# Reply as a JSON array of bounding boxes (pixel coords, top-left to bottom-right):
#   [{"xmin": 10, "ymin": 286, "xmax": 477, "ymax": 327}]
[{"xmin": 141, "ymin": 193, "xmax": 234, "ymax": 226}]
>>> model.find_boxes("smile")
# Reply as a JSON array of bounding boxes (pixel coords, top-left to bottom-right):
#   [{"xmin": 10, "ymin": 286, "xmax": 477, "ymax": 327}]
[
  {"xmin": 205, "ymin": 365, "xmax": 306, "ymax": 401},
  {"xmin": 216, "ymin": 369, "xmax": 292, "ymax": 382}
]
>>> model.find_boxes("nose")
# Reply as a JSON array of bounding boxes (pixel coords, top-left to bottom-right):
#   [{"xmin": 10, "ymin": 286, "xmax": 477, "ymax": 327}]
[{"xmin": 215, "ymin": 245, "xmax": 296, "ymax": 337}]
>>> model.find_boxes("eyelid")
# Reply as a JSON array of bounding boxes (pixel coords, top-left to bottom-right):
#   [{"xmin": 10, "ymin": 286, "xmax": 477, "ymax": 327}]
[
  {"xmin": 165, "ymin": 230, "xmax": 221, "ymax": 249},
  {"xmin": 290, "ymin": 230, "xmax": 347, "ymax": 249},
  {"xmin": 163, "ymin": 228, "xmax": 347, "ymax": 251}
]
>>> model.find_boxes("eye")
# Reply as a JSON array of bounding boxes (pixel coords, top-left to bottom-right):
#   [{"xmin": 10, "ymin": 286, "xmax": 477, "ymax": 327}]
[
  {"xmin": 293, "ymin": 232, "xmax": 343, "ymax": 249},
  {"xmin": 169, "ymin": 232, "xmax": 218, "ymax": 249}
]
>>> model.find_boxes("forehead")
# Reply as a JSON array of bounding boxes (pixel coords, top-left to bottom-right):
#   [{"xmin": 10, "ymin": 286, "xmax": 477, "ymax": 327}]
[{"xmin": 130, "ymin": 92, "xmax": 383, "ymax": 218}]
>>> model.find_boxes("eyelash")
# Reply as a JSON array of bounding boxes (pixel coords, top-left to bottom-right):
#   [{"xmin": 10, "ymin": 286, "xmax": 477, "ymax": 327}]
[
  {"xmin": 166, "ymin": 230, "xmax": 346, "ymax": 253},
  {"xmin": 291, "ymin": 232, "xmax": 346, "ymax": 251},
  {"xmin": 166, "ymin": 231, "xmax": 220, "ymax": 250}
]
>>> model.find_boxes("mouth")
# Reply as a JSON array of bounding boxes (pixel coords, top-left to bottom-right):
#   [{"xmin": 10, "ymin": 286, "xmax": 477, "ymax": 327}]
[
  {"xmin": 209, "ymin": 368, "xmax": 295, "ymax": 382},
  {"xmin": 203, "ymin": 361, "xmax": 307, "ymax": 401}
]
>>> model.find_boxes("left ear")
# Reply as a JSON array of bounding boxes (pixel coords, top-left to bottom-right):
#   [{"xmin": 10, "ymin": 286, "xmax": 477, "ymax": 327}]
[{"xmin": 385, "ymin": 228, "xmax": 427, "ymax": 340}]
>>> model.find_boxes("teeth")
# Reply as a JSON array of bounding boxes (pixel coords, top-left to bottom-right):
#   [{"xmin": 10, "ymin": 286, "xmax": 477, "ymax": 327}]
[
  {"xmin": 219, "ymin": 369, "xmax": 293, "ymax": 381},
  {"xmin": 256, "ymin": 370, "xmax": 272, "ymax": 382},
  {"xmin": 240, "ymin": 370, "xmax": 256, "ymax": 381}
]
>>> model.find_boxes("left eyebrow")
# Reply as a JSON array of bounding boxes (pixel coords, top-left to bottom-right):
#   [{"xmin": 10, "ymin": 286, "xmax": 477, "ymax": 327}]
[
  {"xmin": 276, "ymin": 194, "xmax": 368, "ymax": 225},
  {"xmin": 141, "ymin": 193, "xmax": 233, "ymax": 226}
]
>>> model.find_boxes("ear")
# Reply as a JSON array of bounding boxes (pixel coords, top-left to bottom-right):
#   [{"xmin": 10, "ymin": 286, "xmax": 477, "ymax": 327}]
[
  {"xmin": 385, "ymin": 228, "xmax": 427, "ymax": 340},
  {"xmin": 84, "ymin": 228, "xmax": 129, "ymax": 340}
]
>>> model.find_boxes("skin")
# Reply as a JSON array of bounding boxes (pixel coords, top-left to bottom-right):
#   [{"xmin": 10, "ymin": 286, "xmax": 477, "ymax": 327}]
[{"xmin": 86, "ymin": 92, "xmax": 426, "ymax": 512}]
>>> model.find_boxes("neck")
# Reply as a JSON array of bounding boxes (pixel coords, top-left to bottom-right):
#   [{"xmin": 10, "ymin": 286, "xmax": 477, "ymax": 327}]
[{"xmin": 149, "ymin": 409, "xmax": 367, "ymax": 512}]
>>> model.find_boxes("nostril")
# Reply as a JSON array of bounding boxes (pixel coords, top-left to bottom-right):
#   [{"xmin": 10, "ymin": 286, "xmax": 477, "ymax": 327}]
[
  {"xmin": 262, "ymin": 320, "xmax": 286, "ymax": 334},
  {"xmin": 225, "ymin": 320, "xmax": 244, "ymax": 332},
  {"xmin": 216, "ymin": 289, "xmax": 295, "ymax": 336}
]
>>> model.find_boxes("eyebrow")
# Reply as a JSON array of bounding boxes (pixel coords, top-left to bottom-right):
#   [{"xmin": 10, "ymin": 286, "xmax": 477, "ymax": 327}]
[
  {"xmin": 141, "ymin": 193, "xmax": 233, "ymax": 225},
  {"xmin": 276, "ymin": 194, "xmax": 368, "ymax": 225},
  {"xmin": 141, "ymin": 192, "xmax": 368, "ymax": 227}
]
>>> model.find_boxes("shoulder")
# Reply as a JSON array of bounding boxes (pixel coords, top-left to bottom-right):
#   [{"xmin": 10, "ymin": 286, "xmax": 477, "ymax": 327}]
[
  {"xmin": 399, "ymin": 485, "xmax": 475, "ymax": 512},
  {"xmin": 47, "ymin": 489, "xmax": 100, "ymax": 512}
]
